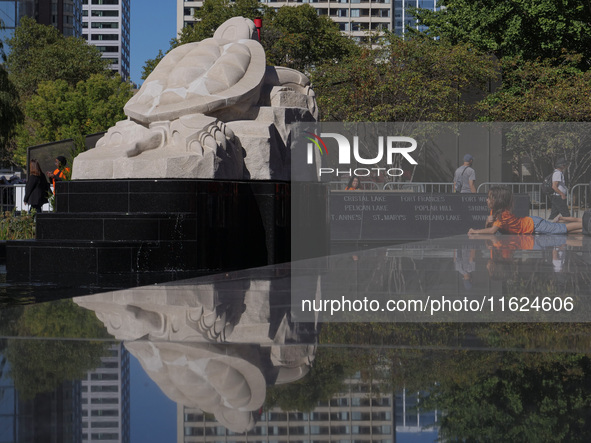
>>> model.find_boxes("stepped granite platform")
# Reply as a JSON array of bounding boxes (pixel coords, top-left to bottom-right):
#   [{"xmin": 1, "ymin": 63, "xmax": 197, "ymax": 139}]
[{"xmin": 6, "ymin": 179, "xmax": 296, "ymax": 286}]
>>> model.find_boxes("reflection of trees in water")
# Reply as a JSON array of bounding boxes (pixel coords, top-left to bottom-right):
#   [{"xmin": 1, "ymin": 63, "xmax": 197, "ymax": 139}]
[
  {"xmin": 280, "ymin": 322, "xmax": 591, "ymax": 441},
  {"xmin": 424, "ymin": 351, "xmax": 591, "ymax": 442},
  {"xmin": 0, "ymin": 300, "xmax": 110, "ymax": 400},
  {"xmin": 265, "ymin": 346, "xmax": 362, "ymax": 412}
]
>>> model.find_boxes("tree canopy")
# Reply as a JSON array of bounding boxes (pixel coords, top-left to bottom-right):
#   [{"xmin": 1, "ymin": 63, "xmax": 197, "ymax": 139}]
[
  {"xmin": 2, "ymin": 17, "xmax": 131, "ymax": 167},
  {"xmin": 261, "ymin": 5, "xmax": 356, "ymax": 72},
  {"xmin": 179, "ymin": 0, "xmax": 265, "ymax": 44},
  {"xmin": 414, "ymin": 0, "xmax": 591, "ymax": 69},
  {"xmin": 5, "ymin": 16, "xmax": 109, "ymax": 98},
  {"xmin": 312, "ymin": 34, "xmax": 498, "ymax": 122},
  {"xmin": 3, "ymin": 300, "xmax": 111, "ymax": 400},
  {"xmin": 0, "ymin": 66, "xmax": 23, "ymax": 162},
  {"xmin": 13, "ymin": 73, "xmax": 132, "ymax": 166}
]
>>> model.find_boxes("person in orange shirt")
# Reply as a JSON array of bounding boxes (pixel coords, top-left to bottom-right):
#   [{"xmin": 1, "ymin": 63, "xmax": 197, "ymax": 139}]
[
  {"xmin": 47, "ymin": 155, "xmax": 70, "ymax": 188},
  {"xmin": 468, "ymin": 186, "xmax": 583, "ymax": 235},
  {"xmin": 345, "ymin": 176, "xmax": 360, "ymax": 191}
]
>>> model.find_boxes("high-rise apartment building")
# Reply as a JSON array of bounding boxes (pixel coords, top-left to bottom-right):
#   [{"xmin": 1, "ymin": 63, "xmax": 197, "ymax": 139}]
[
  {"xmin": 177, "ymin": 0, "xmax": 439, "ymax": 41},
  {"xmin": 180, "ymin": 375, "xmax": 439, "ymax": 442},
  {"xmin": 81, "ymin": 343, "xmax": 131, "ymax": 443},
  {"xmin": 0, "ymin": 0, "xmax": 83, "ymax": 44},
  {"xmin": 82, "ymin": 0, "xmax": 130, "ymax": 81}
]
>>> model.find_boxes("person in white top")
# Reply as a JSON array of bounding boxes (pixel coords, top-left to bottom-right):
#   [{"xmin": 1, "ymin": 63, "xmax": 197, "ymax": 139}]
[{"xmin": 549, "ymin": 157, "xmax": 570, "ymax": 220}]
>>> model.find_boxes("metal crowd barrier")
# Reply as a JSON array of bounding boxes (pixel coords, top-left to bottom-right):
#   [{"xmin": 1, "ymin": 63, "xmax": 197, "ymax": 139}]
[
  {"xmin": 477, "ymin": 182, "xmax": 551, "ymax": 218},
  {"xmin": 0, "ymin": 184, "xmax": 52, "ymax": 214},
  {"xmin": 329, "ymin": 181, "xmax": 380, "ymax": 191},
  {"xmin": 382, "ymin": 182, "xmax": 454, "ymax": 193},
  {"xmin": 331, "ymin": 179, "xmax": 591, "ymax": 219},
  {"xmin": 0, "ymin": 184, "xmax": 17, "ymax": 213},
  {"xmin": 570, "ymin": 183, "xmax": 591, "ymax": 217}
]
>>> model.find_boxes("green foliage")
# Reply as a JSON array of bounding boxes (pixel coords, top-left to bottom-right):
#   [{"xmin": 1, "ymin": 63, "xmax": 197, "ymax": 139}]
[
  {"xmin": 262, "ymin": 5, "xmax": 357, "ymax": 72},
  {"xmin": 478, "ymin": 55, "xmax": 591, "ymax": 122},
  {"xmin": 0, "ymin": 18, "xmax": 4, "ymax": 58},
  {"xmin": 414, "ymin": 0, "xmax": 591, "ymax": 68},
  {"xmin": 5, "ymin": 17, "xmax": 109, "ymax": 98},
  {"xmin": 13, "ymin": 73, "xmax": 132, "ymax": 167},
  {"xmin": 312, "ymin": 34, "xmax": 498, "ymax": 122},
  {"xmin": 0, "ymin": 210, "xmax": 36, "ymax": 240},
  {"xmin": 141, "ymin": 49, "xmax": 165, "ymax": 80},
  {"xmin": 475, "ymin": 54, "xmax": 591, "ymax": 181},
  {"xmin": 0, "ymin": 66, "xmax": 23, "ymax": 163},
  {"xmin": 3, "ymin": 17, "xmax": 125, "ymax": 167},
  {"xmin": 4, "ymin": 299, "xmax": 111, "ymax": 400},
  {"xmin": 427, "ymin": 353, "xmax": 591, "ymax": 441},
  {"xmin": 181, "ymin": 0, "xmax": 266, "ymax": 43},
  {"xmin": 265, "ymin": 346, "xmax": 362, "ymax": 412}
]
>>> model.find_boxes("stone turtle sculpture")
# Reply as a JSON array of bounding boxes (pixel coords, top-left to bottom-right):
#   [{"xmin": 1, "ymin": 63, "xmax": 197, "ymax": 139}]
[{"xmin": 72, "ymin": 16, "xmax": 318, "ymax": 180}]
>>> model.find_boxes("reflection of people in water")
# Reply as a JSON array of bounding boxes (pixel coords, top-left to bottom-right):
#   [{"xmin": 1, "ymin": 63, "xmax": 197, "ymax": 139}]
[
  {"xmin": 345, "ymin": 176, "xmax": 360, "ymax": 190},
  {"xmin": 454, "ymin": 248, "xmax": 476, "ymax": 290},
  {"xmin": 484, "ymin": 237, "xmax": 523, "ymax": 280},
  {"xmin": 468, "ymin": 186, "xmax": 583, "ymax": 235},
  {"xmin": 481, "ymin": 234, "xmax": 582, "ymax": 278}
]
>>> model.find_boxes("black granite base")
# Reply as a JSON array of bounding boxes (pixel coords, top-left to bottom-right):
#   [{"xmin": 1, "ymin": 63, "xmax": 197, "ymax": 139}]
[{"xmin": 6, "ymin": 179, "xmax": 298, "ymax": 279}]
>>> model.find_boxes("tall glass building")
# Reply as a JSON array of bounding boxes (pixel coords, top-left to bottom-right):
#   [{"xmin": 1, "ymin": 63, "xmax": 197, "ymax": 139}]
[
  {"xmin": 81, "ymin": 343, "xmax": 130, "ymax": 443},
  {"xmin": 82, "ymin": 0, "xmax": 131, "ymax": 81},
  {"xmin": 0, "ymin": 0, "xmax": 83, "ymax": 43}
]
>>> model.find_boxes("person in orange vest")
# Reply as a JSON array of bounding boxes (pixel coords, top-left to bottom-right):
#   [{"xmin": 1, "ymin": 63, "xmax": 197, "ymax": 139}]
[{"xmin": 47, "ymin": 155, "xmax": 70, "ymax": 188}]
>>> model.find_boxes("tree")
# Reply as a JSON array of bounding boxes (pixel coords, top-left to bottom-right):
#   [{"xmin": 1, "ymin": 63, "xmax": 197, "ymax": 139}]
[
  {"xmin": 141, "ymin": 49, "xmax": 165, "ymax": 81},
  {"xmin": 311, "ymin": 34, "xmax": 498, "ymax": 122},
  {"xmin": 0, "ymin": 18, "xmax": 5, "ymax": 60},
  {"xmin": 478, "ymin": 55, "xmax": 591, "ymax": 122},
  {"xmin": 413, "ymin": 0, "xmax": 591, "ymax": 69},
  {"xmin": 179, "ymin": 0, "xmax": 266, "ymax": 44},
  {"xmin": 12, "ymin": 73, "xmax": 132, "ymax": 167},
  {"xmin": 261, "ymin": 5, "xmax": 356, "ymax": 72},
  {"xmin": 4, "ymin": 300, "xmax": 111, "ymax": 400},
  {"xmin": 477, "ymin": 55, "xmax": 591, "ymax": 182},
  {"xmin": 0, "ymin": 66, "xmax": 23, "ymax": 163},
  {"xmin": 427, "ymin": 353, "xmax": 591, "ymax": 441},
  {"xmin": 4, "ymin": 16, "xmax": 109, "ymax": 98},
  {"xmin": 265, "ymin": 347, "xmax": 361, "ymax": 412}
]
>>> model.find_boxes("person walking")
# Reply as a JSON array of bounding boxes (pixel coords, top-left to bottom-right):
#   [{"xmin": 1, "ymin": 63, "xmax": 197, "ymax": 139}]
[
  {"xmin": 549, "ymin": 158, "xmax": 570, "ymax": 220},
  {"xmin": 453, "ymin": 154, "xmax": 476, "ymax": 193}
]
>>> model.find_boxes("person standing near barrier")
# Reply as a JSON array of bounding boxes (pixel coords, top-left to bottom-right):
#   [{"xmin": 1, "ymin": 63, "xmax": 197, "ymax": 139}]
[
  {"xmin": 345, "ymin": 176, "xmax": 360, "ymax": 190},
  {"xmin": 549, "ymin": 158, "xmax": 571, "ymax": 220},
  {"xmin": 24, "ymin": 159, "xmax": 51, "ymax": 213},
  {"xmin": 453, "ymin": 154, "xmax": 476, "ymax": 193},
  {"xmin": 47, "ymin": 155, "xmax": 70, "ymax": 188}
]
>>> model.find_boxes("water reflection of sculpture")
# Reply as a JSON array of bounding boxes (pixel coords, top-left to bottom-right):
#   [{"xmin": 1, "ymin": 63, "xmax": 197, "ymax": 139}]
[{"xmin": 74, "ymin": 277, "xmax": 316, "ymax": 433}]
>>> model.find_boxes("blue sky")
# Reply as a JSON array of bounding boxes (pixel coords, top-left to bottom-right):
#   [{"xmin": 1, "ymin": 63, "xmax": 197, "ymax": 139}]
[
  {"xmin": 130, "ymin": 0, "xmax": 178, "ymax": 86},
  {"xmin": 131, "ymin": 355, "xmax": 177, "ymax": 442}
]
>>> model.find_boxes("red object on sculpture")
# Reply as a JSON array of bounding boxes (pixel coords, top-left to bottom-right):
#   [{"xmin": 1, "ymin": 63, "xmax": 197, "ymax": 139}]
[{"xmin": 254, "ymin": 17, "xmax": 262, "ymax": 41}]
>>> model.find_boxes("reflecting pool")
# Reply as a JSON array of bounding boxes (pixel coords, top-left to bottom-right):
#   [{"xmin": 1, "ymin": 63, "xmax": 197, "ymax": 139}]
[{"xmin": 2, "ymin": 234, "xmax": 591, "ymax": 442}]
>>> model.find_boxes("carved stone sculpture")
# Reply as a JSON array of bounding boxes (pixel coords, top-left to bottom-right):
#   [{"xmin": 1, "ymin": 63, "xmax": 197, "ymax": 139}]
[{"xmin": 72, "ymin": 16, "xmax": 318, "ymax": 180}]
